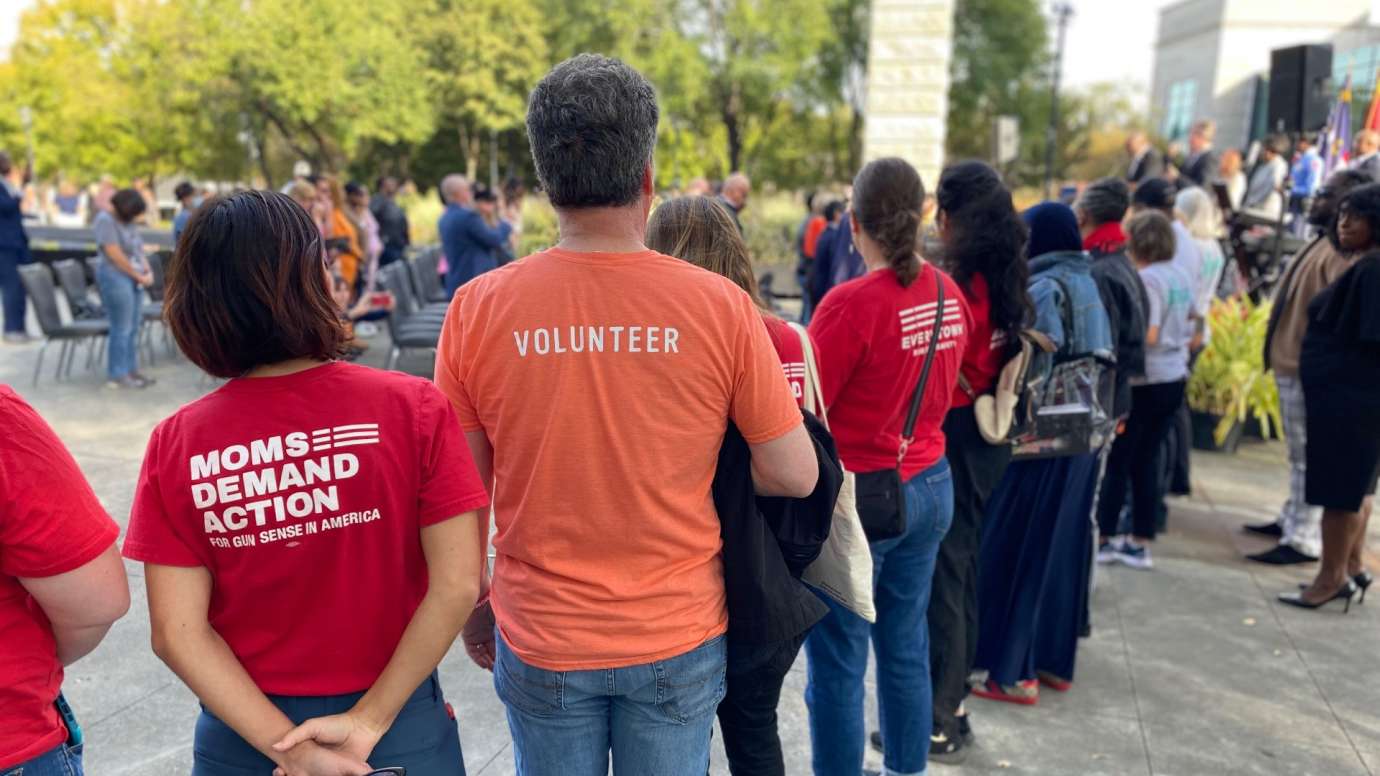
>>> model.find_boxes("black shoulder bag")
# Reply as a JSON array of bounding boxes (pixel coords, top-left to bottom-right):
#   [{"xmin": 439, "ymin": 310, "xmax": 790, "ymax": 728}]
[{"xmin": 854, "ymin": 265, "xmax": 946, "ymax": 542}]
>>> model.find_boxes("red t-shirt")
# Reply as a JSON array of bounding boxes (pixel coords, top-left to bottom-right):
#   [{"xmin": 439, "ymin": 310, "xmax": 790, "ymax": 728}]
[
  {"xmin": 809, "ymin": 265, "xmax": 971, "ymax": 478},
  {"xmin": 951, "ymin": 273, "xmax": 1009, "ymax": 408},
  {"xmin": 122, "ymin": 363, "xmax": 489, "ymax": 696},
  {"xmin": 0, "ymin": 386, "xmax": 120, "ymax": 769},
  {"xmin": 763, "ymin": 314, "xmax": 808, "ymax": 408}
]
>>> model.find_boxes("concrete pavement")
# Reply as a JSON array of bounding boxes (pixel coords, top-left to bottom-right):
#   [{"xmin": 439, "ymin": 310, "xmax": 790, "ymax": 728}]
[{"xmin": 3, "ymin": 328, "xmax": 1378, "ymax": 776}]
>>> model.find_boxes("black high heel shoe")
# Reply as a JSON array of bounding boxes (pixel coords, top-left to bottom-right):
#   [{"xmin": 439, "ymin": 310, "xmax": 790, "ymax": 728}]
[
  {"xmin": 1279, "ymin": 580, "xmax": 1359, "ymax": 613},
  {"xmin": 1355, "ymin": 571, "xmax": 1374, "ymax": 604},
  {"xmin": 1298, "ymin": 571, "xmax": 1374, "ymax": 603}
]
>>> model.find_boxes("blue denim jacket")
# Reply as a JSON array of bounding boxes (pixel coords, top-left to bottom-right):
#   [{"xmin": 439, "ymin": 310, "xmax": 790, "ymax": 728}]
[{"xmin": 1028, "ymin": 250, "xmax": 1115, "ymax": 362}]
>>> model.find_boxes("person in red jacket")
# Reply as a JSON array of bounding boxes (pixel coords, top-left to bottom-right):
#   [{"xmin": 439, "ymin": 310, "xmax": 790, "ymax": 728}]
[
  {"xmin": 1, "ymin": 386, "xmax": 129, "ymax": 774},
  {"xmin": 805, "ymin": 157, "xmax": 971, "ymax": 776}
]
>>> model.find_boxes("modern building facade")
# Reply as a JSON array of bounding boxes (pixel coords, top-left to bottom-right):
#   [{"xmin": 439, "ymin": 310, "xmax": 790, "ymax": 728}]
[{"xmin": 1151, "ymin": 0, "xmax": 1380, "ymax": 148}]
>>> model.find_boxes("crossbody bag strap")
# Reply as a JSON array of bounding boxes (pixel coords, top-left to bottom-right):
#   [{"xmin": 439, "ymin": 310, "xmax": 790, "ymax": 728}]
[
  {"xmin": 898, "ymin": 264, "xmax": 946, "ymax": 463},
  {"xmin": 789, "ymin": 321, "xmax": 829, "ymax": 428},
  {"xmin": 957, "ymin": 372, "xmax": 976, "ymax": 400}
]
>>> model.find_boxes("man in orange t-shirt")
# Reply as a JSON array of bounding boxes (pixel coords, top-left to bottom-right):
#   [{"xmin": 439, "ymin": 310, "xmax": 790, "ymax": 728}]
[{"xmin": 434, "ymin": 54, "xmax": 818, "ymax": 776}]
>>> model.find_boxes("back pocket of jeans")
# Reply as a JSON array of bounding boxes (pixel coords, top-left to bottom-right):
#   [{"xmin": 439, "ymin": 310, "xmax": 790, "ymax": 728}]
[
  {"xmin": 654, "ymin": 638, "xmax": 727, "ymax": 725},
  {"xmin": 494, "ymin": 648, "xmax": 563, "ymax": 718}
]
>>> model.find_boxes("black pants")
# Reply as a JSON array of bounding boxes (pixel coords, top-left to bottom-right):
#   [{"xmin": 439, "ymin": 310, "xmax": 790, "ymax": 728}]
[
  {"xmin": 928, "ymin": 405, "xmax": 1012, "ymax": 735},
  {"xmin": 0, "ymin": 247, "xmax": 26, "ymax": 334},
  {"xmin": 717, "ymin": 632, "xmax": 808, "ymax": 776},
  {"xmin": 1097, "ymin": 380, "xmax": 1186, "ymax": 541}
]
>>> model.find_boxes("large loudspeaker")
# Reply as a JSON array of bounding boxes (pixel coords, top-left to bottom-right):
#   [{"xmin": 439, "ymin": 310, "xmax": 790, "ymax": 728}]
[{"xmin": 1268, "ymin": 45, "xmax": 1334, "ymax": 134}]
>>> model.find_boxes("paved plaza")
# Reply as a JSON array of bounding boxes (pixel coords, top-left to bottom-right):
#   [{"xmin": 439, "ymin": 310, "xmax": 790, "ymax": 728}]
[{"xmin": 4, "ymin": 331, "xmax": 1380, "ymax": 776}]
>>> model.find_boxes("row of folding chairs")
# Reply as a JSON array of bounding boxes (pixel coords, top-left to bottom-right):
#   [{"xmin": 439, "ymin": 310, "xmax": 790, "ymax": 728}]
[
  {"xmin": 379, "ymin": 247, "xmax": 449, "ymax": 371},
  {"xmin": 16, "ymin": 254, "xmax": 172, "ymax": 386}
]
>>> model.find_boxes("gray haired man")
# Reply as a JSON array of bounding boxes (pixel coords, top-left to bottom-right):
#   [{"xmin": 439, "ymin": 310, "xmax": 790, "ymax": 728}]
[{"xmin": 434, "ymin": 54, "xmax": 816, "ymax": 776}]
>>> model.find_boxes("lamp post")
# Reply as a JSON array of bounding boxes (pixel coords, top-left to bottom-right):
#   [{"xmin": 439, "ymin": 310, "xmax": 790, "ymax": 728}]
[{"xmin": 1043, "ymin": 2, "xmax": 1074, "ymax": 200}]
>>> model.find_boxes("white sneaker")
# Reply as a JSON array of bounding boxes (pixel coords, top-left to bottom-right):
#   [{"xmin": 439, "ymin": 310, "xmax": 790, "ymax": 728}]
[
  {"xmin": 355, "ymin": 321, "xmax": 379, "ymax": 338},
  {"xmin": 1097, "ymin": 539, "xmax": 1123, "ymax": 565}
]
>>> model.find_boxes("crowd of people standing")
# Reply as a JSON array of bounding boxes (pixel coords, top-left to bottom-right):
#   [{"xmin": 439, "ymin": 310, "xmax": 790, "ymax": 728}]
[
  {"xmin": 1121, "ymin": 119, "xmax": 1380, "ymax": 597},
  {"xmin": 3, "ymin": 55, "xmax": 1379, "ymax": 776}
]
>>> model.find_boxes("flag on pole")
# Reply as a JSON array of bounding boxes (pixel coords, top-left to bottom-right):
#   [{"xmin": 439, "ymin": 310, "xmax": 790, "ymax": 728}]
[
  {"xmin": 1366, "ymin": 69, "xmax": 1380, "ymax": 131},
  {"xmin": 1321, "ymin": 77, "xmax": 1353, "ymax": 177}
]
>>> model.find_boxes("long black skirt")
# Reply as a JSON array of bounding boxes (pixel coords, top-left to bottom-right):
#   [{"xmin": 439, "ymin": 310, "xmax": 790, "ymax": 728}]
[{"xmin": 974, "ymin": 453, "xmax": 1101, "ymax": 686}]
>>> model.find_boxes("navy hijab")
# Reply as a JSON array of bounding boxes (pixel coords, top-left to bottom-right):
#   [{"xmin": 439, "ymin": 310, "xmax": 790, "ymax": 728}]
[{"xmin": 1022, "ymin": 202, "xmax": 1083, "ymax": 260}]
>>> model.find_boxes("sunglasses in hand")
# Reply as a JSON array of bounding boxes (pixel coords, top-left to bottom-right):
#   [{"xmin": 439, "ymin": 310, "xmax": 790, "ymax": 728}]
[{"xmin": 366, "ymin": 770, "xmax": 405, "ymax": 776}]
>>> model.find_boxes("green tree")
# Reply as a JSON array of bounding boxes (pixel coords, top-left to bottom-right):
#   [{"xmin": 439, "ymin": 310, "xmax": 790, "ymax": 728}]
[
  {"xmin": 419, "ymin": 0, "xmax": 549, "ymax": 181},
  {"xmin": 947, "ymin": 0, "xmax": 1050, "ymax": 183},
  {"xmin": 207, "ymin": 0, "xmax": 437, "ymax": 175},
  {"xmin": 0, "ymin": 0, "xmax": 139, "ymax": 181},
  {"xmin": 535, "ymin": 0, "xmax": 662, "ymax": 62},
  {"xmin": 816, "ymin": 0, "xmax": 869, "ymax": 176},
  {"xmin": 1059, "ymin": 82, "xmax": 1147, "ymax": 183},
  {"xmin": 669, "ymin": 0, "xmax": 832, "ymax": 174}
]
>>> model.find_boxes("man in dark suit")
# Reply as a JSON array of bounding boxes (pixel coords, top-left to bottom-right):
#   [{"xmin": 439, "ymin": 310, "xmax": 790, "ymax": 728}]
[
  {"xmin": 1125, "ymin": 131, "xmax": 1164, "ymax": 186},
  {"xmin": 1351, "ymin": 130, "xmax": 1380, "ymax": 181},
  {"xmin": 1178, "ymin": 120, "xmax": 1221, "ymax": 188},
  {"xmin": 0, "ymin": 151, "xmax": 31, "ymax": 344},
  {"xmin": 437, "ymin": 174, "xmax": 513, "ymax": 297}
]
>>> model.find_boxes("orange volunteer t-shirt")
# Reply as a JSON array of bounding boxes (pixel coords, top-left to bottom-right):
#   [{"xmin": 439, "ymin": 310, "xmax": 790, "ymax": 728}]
[{"xmin": 435, "ymin": 247, "xmax": 802, "ymax": 671}]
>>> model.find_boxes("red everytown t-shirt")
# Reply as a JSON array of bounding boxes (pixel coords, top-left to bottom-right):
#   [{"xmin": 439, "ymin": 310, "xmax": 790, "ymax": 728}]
[
  {"xmin": 951, "ymin": 272, "xmax": 1008, "ymax": 408},
  {"xmin": 0, "ymin": 386, "xmax": 120, "ymax": 770},
  {"xmin": 809, "ymin": 264, "xmax": 971, "ymax": 478},
  {"xmin": 122, "ymin": 363, "xmax": 489, "ymax": 696},
  {"xmin": 763, "ymin": 314, "xmax": 808, "ymax": 409}
]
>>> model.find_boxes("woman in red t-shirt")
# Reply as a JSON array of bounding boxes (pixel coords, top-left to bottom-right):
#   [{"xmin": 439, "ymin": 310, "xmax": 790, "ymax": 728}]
[
  {"xmin": 923, "ymin": 161, "xmax": 1034, "ymax": 760},
  {"xmin": 647, "ymin": 195, "xmax": 808, "ymax": 407},
  {"xmin": 122, "ymin": 191, "xmax": 489, "ymax": 776},
  {"xmin": 1, "ymin": 387, "xmax": 129, "ymax": 775},
  {"xmin": 805, "ymin": 158, "xmax": 970, "ymax": 776},
  {"xmin": 645, "ymin": 193, "xmax": 814, "ymax": 775}
]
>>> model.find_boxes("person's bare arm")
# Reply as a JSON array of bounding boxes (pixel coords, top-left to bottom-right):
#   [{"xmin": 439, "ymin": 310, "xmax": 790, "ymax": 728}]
[
  {"xmin": 146, "ymin": 564, "xmax": 371, "ymax": 776},
  {"xmin": 272, "ymin": 513, "xmax": 482, "ymax": 764},
  {"xmin": 101, "ymin": 242, "xmax": 151, "ymax": 286},
  {"xmin": 748, "ymin": 422, "xmax": 818, "ymax": 498},
  {"xmin": 20, "ymin": 544, "xmax": 129, "ymax": 666},
  {"xmin": 1146, "ymin": 325, "xmax": 1161, "ymax": 347},
  {"xmin": 459, "ymin": 429, "xmax": 496, "ymax": 669}
]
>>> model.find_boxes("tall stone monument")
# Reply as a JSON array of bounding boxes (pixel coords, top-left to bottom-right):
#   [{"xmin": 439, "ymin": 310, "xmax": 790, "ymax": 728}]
[{"xmin": 863, "ymin": 0, "xmax": 956, "ymax": 187}]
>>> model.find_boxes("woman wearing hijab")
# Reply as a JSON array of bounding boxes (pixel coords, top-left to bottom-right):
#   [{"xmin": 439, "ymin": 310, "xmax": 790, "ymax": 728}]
[{"xmin": 972, "ymin": 203, "xmax": 1116, "ymax": 706}]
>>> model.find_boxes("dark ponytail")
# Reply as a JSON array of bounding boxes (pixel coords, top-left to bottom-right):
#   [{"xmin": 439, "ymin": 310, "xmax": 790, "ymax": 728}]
[{"xmin": 852, "ymin": 157, "xmax": 924, "ymax": 287}]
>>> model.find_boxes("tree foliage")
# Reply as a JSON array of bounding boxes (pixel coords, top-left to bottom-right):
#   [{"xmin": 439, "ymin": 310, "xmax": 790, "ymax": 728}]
[
  {"xmin": 0, "ymin": 0, "xmax": 1085, "ymax": 191},
  {"xmin": 947, "ymin": 0, "xmax": 1050, "ymax": 181}
]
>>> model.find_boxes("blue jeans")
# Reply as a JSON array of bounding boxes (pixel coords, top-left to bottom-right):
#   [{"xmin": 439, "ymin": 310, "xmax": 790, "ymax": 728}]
[
  {"xmin": 806, "ymin": 458, "xmax": 955, "ymax": 776},
  {"xmin": 494, "ymin": 632, "xmax": 726, "ymax": 776},
  {"xmin": 0, "ymin": 247, "xmax": 27, "ymax": 334},
  {"xmin": 94, "ymin": 262, "xmax": 139, "ymax": 380},
  {"xmin": 1, "ymin": 743, "xmax": 83, "ymax": 776},
  {"xmin": 191, "ymin": 673, "xmax": 462, "ymax": 775}
]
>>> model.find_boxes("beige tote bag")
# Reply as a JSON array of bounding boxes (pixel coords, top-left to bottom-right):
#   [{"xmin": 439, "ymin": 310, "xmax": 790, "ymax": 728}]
[{"xmin": 790, "ymin": 322, "xmax": 876, "ymax": 623}]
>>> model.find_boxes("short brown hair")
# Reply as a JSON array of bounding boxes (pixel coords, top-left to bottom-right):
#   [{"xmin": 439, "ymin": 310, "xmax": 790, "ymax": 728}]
[
  {"xmin": 1125, "ymin": 210, "xmax": 1176, "ymax": 265},
  {"xmin": 165, "ymin": 191, "xmax": 345, "ymax": 377},
  {"xmin": 645, "ymin": 195, "xmax": 767, "ymax": 312}
]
